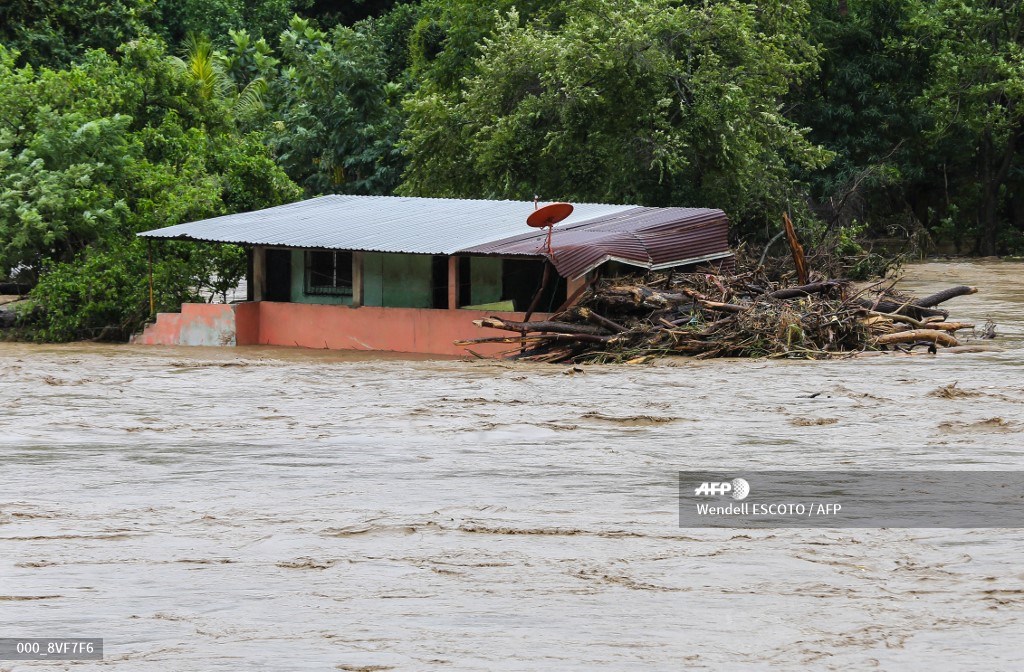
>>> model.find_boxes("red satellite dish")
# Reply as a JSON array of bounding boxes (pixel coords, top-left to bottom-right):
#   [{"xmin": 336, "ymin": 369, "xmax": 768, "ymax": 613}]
[
  {"xmin": 527, "ymin": 202, "xmax": 574, "ymax": 228},
  {"xmin": 527, "ymin": 201, "xmax": 573, "ymax": 256}
]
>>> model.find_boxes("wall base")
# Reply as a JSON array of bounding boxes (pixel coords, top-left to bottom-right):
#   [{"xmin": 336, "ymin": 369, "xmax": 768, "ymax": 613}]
[{"xmin": 132, "ymin": 302, "xmax": 548, "ymax": 357}]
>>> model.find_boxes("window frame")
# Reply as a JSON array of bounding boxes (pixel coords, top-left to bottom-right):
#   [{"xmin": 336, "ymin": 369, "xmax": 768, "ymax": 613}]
[{"xmin": 304, "ymin": 249, "xmax": 354, "ymax": 297}]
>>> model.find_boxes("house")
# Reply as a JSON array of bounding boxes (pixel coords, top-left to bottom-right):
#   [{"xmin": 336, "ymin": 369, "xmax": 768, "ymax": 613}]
[{"xmin": 134, "ymin": 195, "xmax": 733, "ymax": 355}]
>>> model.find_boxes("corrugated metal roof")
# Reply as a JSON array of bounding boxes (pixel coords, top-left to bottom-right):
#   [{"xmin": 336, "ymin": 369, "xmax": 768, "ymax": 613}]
[
  {"xmin": 137, "ymin": 195, "xmax": 635, "ymax": 254},
  {"xmin": 462, "ymin": 207, "xmax": 732, "ymax": 279},
  {"xmin": 138, "ymin": 195, "xmax": 733, "ymax": 279}
]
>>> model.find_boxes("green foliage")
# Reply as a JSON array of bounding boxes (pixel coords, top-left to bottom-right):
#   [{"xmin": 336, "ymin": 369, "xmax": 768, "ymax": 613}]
[
  {"xmin": 25, "ymin": 238, "xmax": 247, "ymax": 341},
  {"xmin": 794, "ymin": 0, "xmax": 1024, "ymax": 255},
  {"xmin": 302, "ymin": 0, "xmax": 413, "ymax": 29},
  {"xmin": 218, "ymin": 29, "xmax": 280, "ymax": 88},
  {"xmin": 400, "ymin": 1, "xmax": 831, "ymax": 233},
  {"xmin": 0, "ymin": 0, "xmax": 157, "ymax": 67},
  {"xmin": 794, "ymin": 3, "xmax": 926, "ymax": 210},
  {"xmin": 407, "ymin": 0, "xmax": 562, "ymax": 92},
  {"xmin": 908, "ymin": 0, "xmax": 1024, "ymax": 255},
  {"xmin": 154, "ymin": 0, "xmax": 298, "ymax": 49},
  {"xmin": 360, "ymin": 3, "xmax": 422, "ymax": 82},
  {"xmin": 0, "ymin": 48, "xmax": 136, "ymax": 276},
  {"xmin": 267, "ymin": 16, "xmax": 405, "ymax": 195},
  {"xmin": 0, "ymin": 41, "xmax": 300, "ymax": 341},
  {"xmin": 170, "ymin": 34, "xmax": 269, "ymax": 120}
]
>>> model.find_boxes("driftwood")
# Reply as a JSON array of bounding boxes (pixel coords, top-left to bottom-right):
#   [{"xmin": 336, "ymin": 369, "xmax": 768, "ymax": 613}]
[
  {"xmin": 459, "ymin": 263, "xmax": 987, "ymax": 362},
  {"xmin": 768, "ymin": 280, "xmax": 845, "ymax": 300},
  {"xmin": 854, "ymin": 297, "xmax": 947, "ymax": 320},
  {"xmin": 863, "ymin": 310, "xmax": 926, "ymax": 329},
  {"xmin": 875, "ymin": 329, "xmax": 960, "ymax": 348},
  {"xmin": 782, "ymin": 212, "xmax": 810, "ymax": 285},
  {"xmin": 698, "ymin": 300, "xmax": 745, "ymax": 313},
  {"xmin": 595, "ymin": 286, "xmax": 689, "ymax": 309},
  {"xmin": 524, "ymin": 261, "xmax": 553, "ymax": 322},
  {"xmin": 473, "ymin": 317, "xmax": 607, "ymax": 337},
  {"xmin": 455, "ymin": 332, "xmax": 613, "ymax": 346},
  {"xmin": 915, "ymin": 285, "xmax": 978, "ymax": 307},
  {"xmin": 892, "ymin": 321, "xmax": 974, "ymax": 332},
  {"xmin": 578, "ymin": 308, "xmax": 627, "ymax": 333}
]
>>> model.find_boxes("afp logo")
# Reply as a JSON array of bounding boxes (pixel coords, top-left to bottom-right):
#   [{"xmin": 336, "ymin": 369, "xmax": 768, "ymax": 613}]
[{"xmin": 694, "ymin": 478, "xmax": 750, "ymax": 500}]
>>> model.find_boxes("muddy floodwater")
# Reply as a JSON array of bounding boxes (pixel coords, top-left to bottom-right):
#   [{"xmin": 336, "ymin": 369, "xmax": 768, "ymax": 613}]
[{"xmin": 2, "ymin": 261, "xmax": 1023, "ymax": 670}]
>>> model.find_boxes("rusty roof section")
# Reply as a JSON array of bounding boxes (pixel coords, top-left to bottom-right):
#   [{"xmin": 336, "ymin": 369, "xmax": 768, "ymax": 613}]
[{"xmin": 460, "ymin": 207, "xmax": 732, "ymax": 279}]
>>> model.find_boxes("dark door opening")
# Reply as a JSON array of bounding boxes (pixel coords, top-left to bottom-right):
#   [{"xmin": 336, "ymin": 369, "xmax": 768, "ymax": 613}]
[
  {"xmin": 431, "ymin": 256, "xmax": 449, "ymax": 308},
  {"xmin": 502, "ymin": 259, "xmax": 566, "ymax": 312},
  {"xmin": 264, "ymin": 249, "xmax": 292, "ymax": 302}
]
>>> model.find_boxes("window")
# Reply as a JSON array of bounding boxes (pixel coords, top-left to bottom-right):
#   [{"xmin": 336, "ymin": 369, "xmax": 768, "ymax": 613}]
[{"xmin": 305, "ymin": 250, "xmax": 353, "ymax": 296}]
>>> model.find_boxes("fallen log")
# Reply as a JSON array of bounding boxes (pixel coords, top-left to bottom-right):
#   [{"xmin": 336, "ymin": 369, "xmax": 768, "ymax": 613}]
[
  {"xmin": 855, "ymin": 297, "xmax": 947, "ymax": 320},
  {"xmin": 697, "ymin": 299, "xmax": 745, "ymax": 313},
  {"xmin": 892, "ymin": 321, "xmax": 974, "ymax": 332},
  {"xmin": 874, "ymin": 329, "xmax": 959, "ymax": 348},
  {"xmin": 455, "ymin": 332, "xmax": 614, "ymax": 346},
  {"xmin": 597, "ymin": 286, "xmax": 689, "ymax": 309},
  {"xmin": 863, "ymin": 310, "xmax": 929, "ymax": 329},
  {"xmin": 940, "ymin": 345, "xmax": 1002, "ymax": 354},
  {"xmin": 578, "ymin": 307, "xmax": 628, "ymax": 333},
  {"xmin": 516, "ymin": 347, "xmax": 575, "ymax": 362},
  {"xmin": 916, "ymin": 285, "xmax": 977, "ymax": 307},
  {"xmin": 768, "ymin": 280, "xmax": 845, "ymax": 300},
  {"xmin": 472, "ymin": 317, "xmax": 608, "ymax": 337},
  {"xmin": 524, "ymin": 261, "xmax": 553, "ymax": 322}
]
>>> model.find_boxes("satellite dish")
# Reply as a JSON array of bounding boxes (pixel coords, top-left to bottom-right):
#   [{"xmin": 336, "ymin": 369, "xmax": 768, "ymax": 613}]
[
  {"xmin": 527, "ymin": 202, "xmax": 574, "ymax": 228},
  {"xmin": 527, "ymin": 201, "xmax": 573, "ymax": 255}
]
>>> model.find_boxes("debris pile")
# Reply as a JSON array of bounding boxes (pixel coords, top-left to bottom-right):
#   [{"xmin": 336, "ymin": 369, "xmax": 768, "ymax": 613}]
[{"xmin": 456, "ymin": 270, "xmax": 988, "ymax": 363}]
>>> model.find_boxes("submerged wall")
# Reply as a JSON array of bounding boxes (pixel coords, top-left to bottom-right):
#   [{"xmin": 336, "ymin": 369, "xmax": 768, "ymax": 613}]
[
  {"xmin": 131, "ymin": 304, "xmax": 238, "ymax": 346},
  {"xmin": 133, "ymin": 301, "xmax": 546, "ymax": 356}
]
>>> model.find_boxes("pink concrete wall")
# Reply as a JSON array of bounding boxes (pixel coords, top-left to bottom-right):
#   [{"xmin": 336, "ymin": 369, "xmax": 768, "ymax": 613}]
[
  {"xmin": 178, "ymin": 303, "xmax": 237, "ymax": 346},
  {"xmin": 133, "ymin": 313, "xmax": 182, "ymax": 345},
  {"xmin": 234, "ymin": 301, "xmax": 260, "ymax": 346},
  {"xmin": 133, "ymin": 304, "xmax": 236, "ymax": 346},
  {"xmin": 255, "ymin": 302, "xmax": 546, "ymax": 356},
  {"xmin": 135, "ymin": 301, "xmax": 549, "ymax": 356}
]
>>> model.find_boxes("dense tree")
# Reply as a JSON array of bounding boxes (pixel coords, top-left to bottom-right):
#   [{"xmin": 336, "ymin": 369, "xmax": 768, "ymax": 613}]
[
  {"xmin": 400, "ymin": 0, "xmax": 830, "ymax": 232},
  {"xmin": 0, "ymin": 41, "xmax": 300, "ymax": 340},
  {"xmin": 266, "ymin": 16, "xmax": 405, "ymax": 195},
  {"xmin": 0, "ymin": 0, "xmax": 156, "ymax": 67},
  {"xmin": 0, "ymin": 0, "xmax": 313, "ymax": 67},
  {"xmin": 154, "ymin": 0, "xmax": 299, "ymax": 49},
  {"xmin": 794, "ymin": 0, "xmax": 1024, "ymax": 254},
  {"xmin": 170, "ymin": 34, "xmax": 269, "ymax": 122},
  {"xmin": 792, "ymin": 2, "xmax": 935, "ymax": 241},
  {"xmin": 302, "ymin": 0, "xmax": 413, "ymax": 28},
  {"xmin": 910, "ymin": 0, "xmax": 1024, "ymax": 255}
]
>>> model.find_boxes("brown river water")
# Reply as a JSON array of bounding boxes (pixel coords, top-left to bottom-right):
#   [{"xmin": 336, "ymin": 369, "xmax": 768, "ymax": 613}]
[{"xmin": 1, "ymin": 260, "xmax": 1023, "ymax": 671}]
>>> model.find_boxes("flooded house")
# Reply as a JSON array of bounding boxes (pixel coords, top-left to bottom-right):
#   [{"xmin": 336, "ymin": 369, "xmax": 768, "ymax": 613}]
[{"xmin": 134, "ymin": 195, "xmax": 733, "ymax": 355}]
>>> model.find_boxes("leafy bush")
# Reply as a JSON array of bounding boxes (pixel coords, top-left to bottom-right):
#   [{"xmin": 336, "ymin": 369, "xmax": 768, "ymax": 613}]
[{"xmin": 0, "ymin": 41, "xmax": 300, "ymax": 341}]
